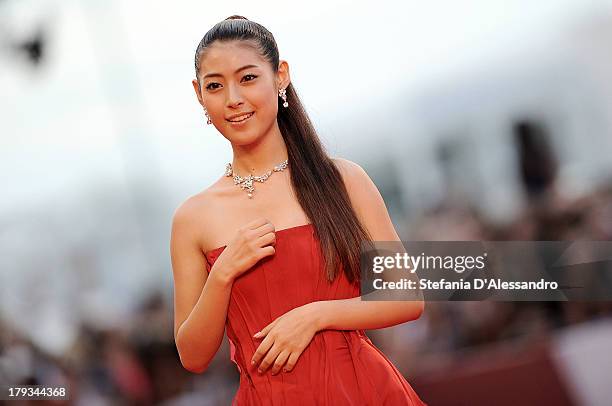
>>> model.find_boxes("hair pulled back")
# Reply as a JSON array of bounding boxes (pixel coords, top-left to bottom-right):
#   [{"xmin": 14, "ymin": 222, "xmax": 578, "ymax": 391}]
[{"xmin": 194, "ymin": 15, "xmax": 372, "ymax": 284}]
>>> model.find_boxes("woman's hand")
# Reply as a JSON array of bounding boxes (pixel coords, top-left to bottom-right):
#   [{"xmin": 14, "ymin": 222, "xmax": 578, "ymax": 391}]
[
  {"xmin": 251, "ymin": 302, "xmax": 321, "ymax": 375},
  {"xmin": 213, "ymin": 218, "xmax": 276, "ymax": 282}
]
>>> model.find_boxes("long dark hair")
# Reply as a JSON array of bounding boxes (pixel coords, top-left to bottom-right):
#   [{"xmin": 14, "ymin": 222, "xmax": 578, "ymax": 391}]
[{"xmin": 194, "ymin": 15, "xmax": 371, "ymax": 284}]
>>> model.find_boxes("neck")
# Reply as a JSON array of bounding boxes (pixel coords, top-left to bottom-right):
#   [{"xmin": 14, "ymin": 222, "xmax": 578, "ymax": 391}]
[{"xmin": 230, "ymin": 123, "xmax": 288, "ymax": 175}]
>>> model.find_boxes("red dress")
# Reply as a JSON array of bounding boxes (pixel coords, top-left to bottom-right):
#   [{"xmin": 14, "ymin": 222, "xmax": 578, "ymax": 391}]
[{"xmin": 204, "ymin": 223, "xmax": 427, "ymax": 405}]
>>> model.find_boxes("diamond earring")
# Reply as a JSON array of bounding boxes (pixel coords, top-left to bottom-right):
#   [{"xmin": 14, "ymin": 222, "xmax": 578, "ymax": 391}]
[
  {"xmin": 278, "ymin": 88, "xmax": 288, "ymax": 108},
  {"xmin": 204, "ymin": 108, "xmax": 212, "ymax": 125}
]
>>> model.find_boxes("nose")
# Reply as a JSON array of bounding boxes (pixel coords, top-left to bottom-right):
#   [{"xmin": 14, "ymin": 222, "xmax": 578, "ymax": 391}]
[{"xmin": 226, "ymin": 82, "xmax": 244, "ymax": 108}]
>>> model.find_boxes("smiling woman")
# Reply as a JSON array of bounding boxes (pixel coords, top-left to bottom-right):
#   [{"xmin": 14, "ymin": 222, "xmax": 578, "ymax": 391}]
[
  {"xmin": 193, "ymin": 41, "xmax": 284, "ymax": 146},
  {"xmin": 170, "ymin": 15, "xmax": 427, "ymax": 406}
]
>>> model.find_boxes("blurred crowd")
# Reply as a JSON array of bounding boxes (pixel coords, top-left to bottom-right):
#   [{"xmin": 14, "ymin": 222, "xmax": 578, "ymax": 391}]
[
  {"xmin": 0, "ymin": 289, "xmax": 243, "ymax": 405},
  {"xmin": 1, "ymin": 174, "xmax": 611, "ymax": 404},
  {"xmin": 378, "ymin": 177, "xmax": 612, "ymax": 375}
]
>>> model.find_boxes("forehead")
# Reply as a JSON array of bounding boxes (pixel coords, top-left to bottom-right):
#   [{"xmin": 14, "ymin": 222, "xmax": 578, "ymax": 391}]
[{"xmin": 199, "ymin": 41, "xmax": 268, "ymax": 76}]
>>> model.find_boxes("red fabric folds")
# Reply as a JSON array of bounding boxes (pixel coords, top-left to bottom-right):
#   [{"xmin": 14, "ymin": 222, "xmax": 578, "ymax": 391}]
[{"xmin": 205, "ymin": 223, "xmax": 427, "ymax": 406}]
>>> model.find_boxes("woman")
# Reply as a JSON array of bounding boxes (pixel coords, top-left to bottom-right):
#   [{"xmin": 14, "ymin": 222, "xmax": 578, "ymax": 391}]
[{"xmin": 170, "ymin": 15, "xmax": 427, "ymax": 405}]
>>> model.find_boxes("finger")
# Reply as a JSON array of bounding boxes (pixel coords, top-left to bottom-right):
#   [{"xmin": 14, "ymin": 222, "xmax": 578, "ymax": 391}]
[
  {"xmin": 254, "ymin": 222, "xmax": 275, "ymax": 238},
  {"xmin": 245, "ymin": 217, "xmax": 270, "ymax": 230},
  {"xmin": 256, "ymin": 245, "xmax": 275, "ymax": 260},
  {"xmin": 251, "ymin": 333, "xmax": 275, "ymax": 366},
  {"xmin": 258, "ymin": 342, "xmax": 282, "ymax": 373},
  {"xmin": 255, "ymin": 231, "xmax": 276, "ymax": 249},
  {"xmin": 254, "ymin": 319, "xmax": 277, "ymax": 338},
  {"xmin": 283, "ymin": 352, "xmax": 300, "ymax": 373},
  {"xmin": 271, "ymin": 350, "xmax": 290, "ymax": 375}
]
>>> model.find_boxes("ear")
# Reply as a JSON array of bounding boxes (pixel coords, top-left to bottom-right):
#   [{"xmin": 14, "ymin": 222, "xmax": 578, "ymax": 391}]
[
  {"xmin": 277, "ymin": 60, "xmax": 291, "ymax": 90},
  {"xmin": 192, "ymin": 79, "xmax": 205, "ymax": 107}
]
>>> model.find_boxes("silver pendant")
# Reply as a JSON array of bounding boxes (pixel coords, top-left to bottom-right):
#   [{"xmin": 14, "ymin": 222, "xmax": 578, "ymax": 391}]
[{"xmin": 225, "ymin": 159, "xmax": 289, "ymax": 198}]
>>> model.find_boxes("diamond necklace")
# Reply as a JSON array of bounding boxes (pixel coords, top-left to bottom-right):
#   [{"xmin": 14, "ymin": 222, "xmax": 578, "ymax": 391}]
[{"xmin": 225, "ymin": 159, "xmax": 289, "ymax": 199}]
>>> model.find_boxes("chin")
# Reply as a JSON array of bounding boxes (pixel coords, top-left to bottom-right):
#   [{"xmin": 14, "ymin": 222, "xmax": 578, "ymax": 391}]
[{"xmin": 224, "ymin": 132, "xmax": 264, "ymax": 146}]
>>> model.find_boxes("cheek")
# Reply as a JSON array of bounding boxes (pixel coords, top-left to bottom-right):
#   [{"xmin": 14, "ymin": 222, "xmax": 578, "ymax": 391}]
[
  {"xmin": 250, "ymin": 88, "xmax": 276, "ymax": 110},
  {"xmin": 246, "ymin": 91, "xmax": 278, "ymax": 123},
  {"xmin": 206, "ymin": 99, "xmax": 224, "ymax": 116}
]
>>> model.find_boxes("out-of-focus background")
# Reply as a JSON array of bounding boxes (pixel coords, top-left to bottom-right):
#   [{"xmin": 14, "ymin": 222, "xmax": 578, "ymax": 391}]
[{"xmin": 2, "ymin": 0, "xmax": 612, "ymax": 405}]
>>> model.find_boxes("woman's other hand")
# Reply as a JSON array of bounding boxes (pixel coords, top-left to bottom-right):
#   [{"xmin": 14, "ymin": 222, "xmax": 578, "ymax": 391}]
[{"xmin": 251, "ymin": 302, "xmax": 321, "ymax": 375}]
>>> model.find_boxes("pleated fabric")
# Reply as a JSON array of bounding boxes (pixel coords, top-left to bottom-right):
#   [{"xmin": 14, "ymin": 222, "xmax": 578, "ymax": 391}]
[{"xmin": 205, "ymin": 223, "xmax": 427, "ymax": 406}]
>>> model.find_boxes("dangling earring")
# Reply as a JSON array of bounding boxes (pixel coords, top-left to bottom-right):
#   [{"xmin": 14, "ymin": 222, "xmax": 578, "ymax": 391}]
[
  {"xmin": 204, "ymin": 108, "xmax": 212, "ymax": 125},
  {"xmin": 278, "ymin": 88, "xmax": 288, "ymax": 108}
]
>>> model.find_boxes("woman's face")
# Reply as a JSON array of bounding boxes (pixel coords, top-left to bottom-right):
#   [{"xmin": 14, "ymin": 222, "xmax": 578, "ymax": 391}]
[{"xmin": 192, "ymin": 40, "xmax": 289, "ymax": 145}]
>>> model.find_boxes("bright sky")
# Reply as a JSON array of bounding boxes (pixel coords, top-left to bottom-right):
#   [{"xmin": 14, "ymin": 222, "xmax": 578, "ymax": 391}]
[{"xmin": 0, "ymin": 0, "xmax": 610, "ymax": 212}]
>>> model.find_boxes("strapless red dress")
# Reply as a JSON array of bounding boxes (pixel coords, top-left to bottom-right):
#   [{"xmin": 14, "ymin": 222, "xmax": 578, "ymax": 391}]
[{"xmin": 204, "ymin": 223, "xmax": 427, "ymax": 405}]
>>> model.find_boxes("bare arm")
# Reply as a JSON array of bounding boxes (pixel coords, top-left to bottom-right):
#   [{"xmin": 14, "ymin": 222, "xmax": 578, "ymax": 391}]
[
  {"xmin": 313, "ymin": 158, "xmax": 424, "ymax": 329},
  {"xmin": 171, "ymin": 200, "xmax": 232, "ymax": 374},
  {"xmin": 312, "ymin": 295, "xmax": 422, "ymax": 331},
  {"xmin": 251, "ymin": 158, "xmax": 423, "ymax": 374}
]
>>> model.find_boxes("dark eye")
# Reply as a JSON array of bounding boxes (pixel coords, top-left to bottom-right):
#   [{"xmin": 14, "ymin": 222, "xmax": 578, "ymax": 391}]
[
  {"xmin": 242, "ymin": 74, "xmax": 257, "ymax": 82},
  {"xmin": 205, "ymin": 82, "xmax": 220, "ymax": 91}
]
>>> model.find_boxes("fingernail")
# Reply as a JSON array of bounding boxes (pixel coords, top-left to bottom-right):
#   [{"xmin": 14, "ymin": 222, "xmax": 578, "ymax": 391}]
[
  {"xmin": 251, "ymin": 360, "xmax": 255, "ymax": 365},
  {"xmin": 258, "ymin": 369, "xmax": 263, "ymax": 374},
  {"xmin": 253, "ymin": 331, "xmax": 261, "ymax": 338}
]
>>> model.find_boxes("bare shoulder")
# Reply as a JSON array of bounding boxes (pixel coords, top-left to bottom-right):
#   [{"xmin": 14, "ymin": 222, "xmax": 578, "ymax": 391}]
[
  {"xmin": 331, "ymin": 157, "xmax": 399, "ymax": 241},
  {"xmin": 171, "ymin": 197, "xmax": 205, "ymax": 253},
  {"xmin": 331, "ymin": 157, "xmax": 367, "ymax": 181},
  {"xmin": 172, "ymin": 193, "xmax": 205, "ymax": 226},
  {"xmin": 172, "ymin": 187, "xmax": 214, "ymax": 227},
  {"xmin": 331, "ymin": 157, "xmax": 377, "ymax": 204},
  {"xmin": 171, "ymin": 178, "xmax": 225, "ymax": 252}
]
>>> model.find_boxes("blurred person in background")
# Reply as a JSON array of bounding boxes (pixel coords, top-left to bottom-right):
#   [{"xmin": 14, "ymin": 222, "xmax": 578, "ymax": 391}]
[{"xmin": 170, "ymin": 15, "xmax": 426, "ymax": 405}]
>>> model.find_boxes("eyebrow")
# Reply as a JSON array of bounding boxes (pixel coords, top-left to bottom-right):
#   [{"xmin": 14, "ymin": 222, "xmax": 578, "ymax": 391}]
[{"xmin": 202, "ymin": 64, "xmax": 260, "ymax": 80}]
